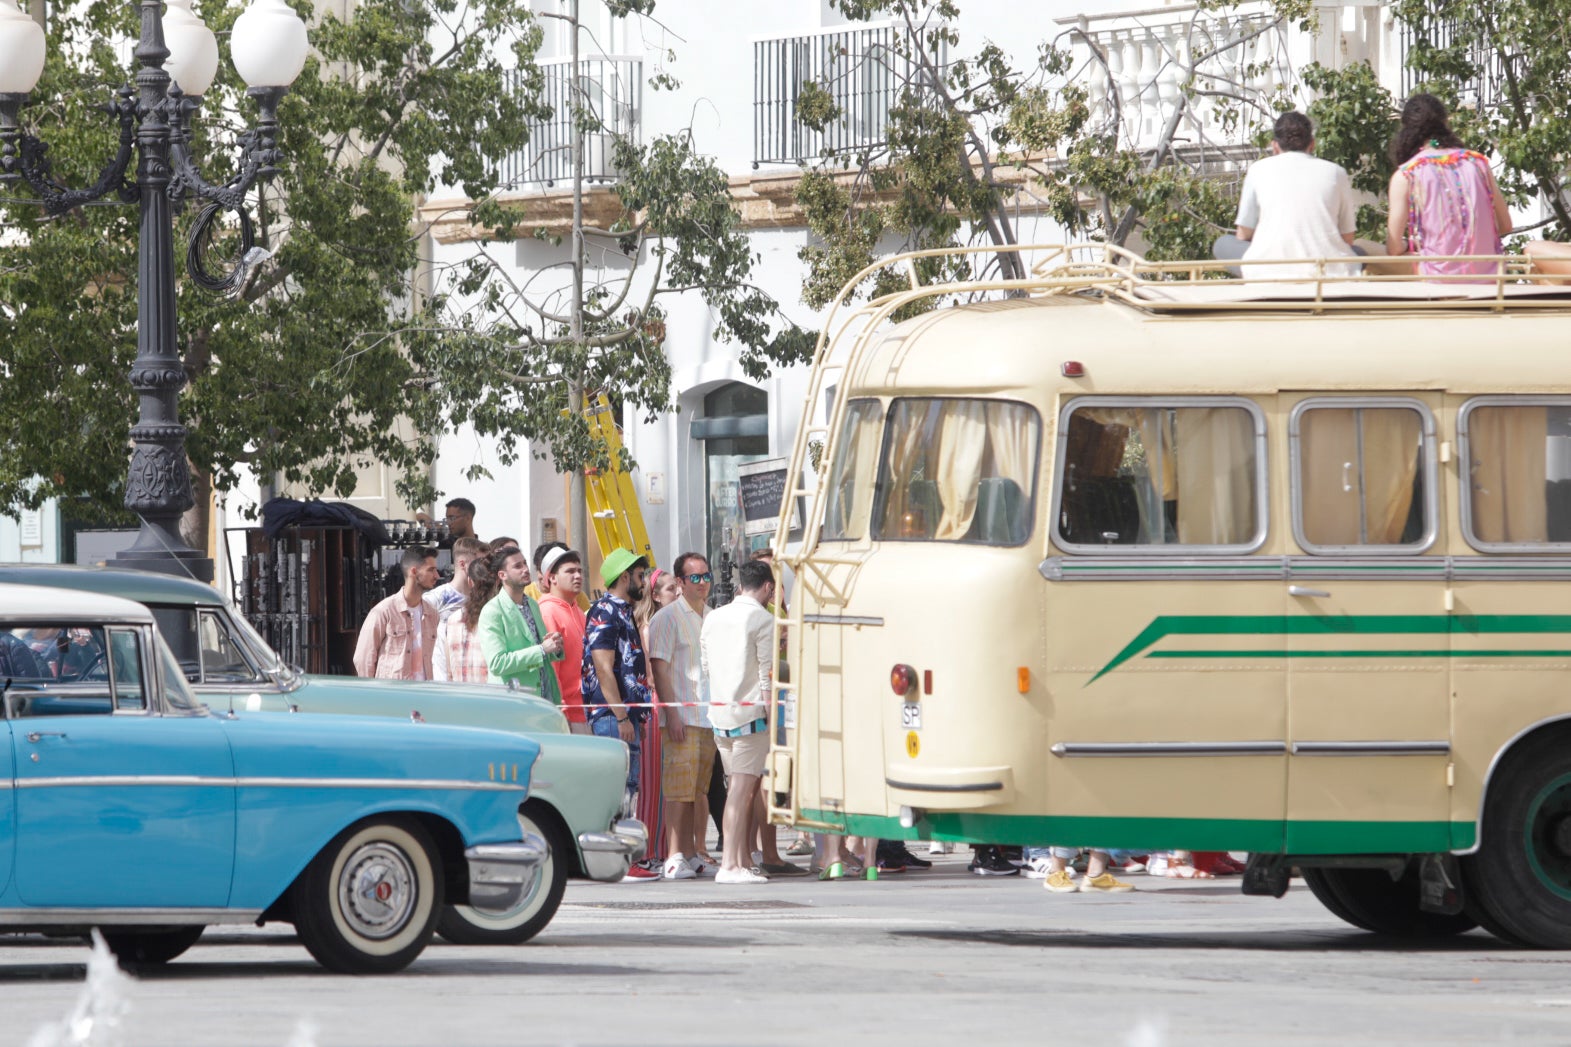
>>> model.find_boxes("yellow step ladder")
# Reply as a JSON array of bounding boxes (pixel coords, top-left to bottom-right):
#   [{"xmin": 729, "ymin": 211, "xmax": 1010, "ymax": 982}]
[{"xmin": 583, "ymin": 393, "xmax": 657, "ymax": 571}]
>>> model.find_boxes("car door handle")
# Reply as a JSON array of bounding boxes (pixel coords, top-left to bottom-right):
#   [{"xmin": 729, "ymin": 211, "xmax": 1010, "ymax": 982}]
[
  {"xmin": 26, "ymin": 731, "xmax": 67, "ymax": 743},
  {"xmin": 1288, "ymin": 585, "xmax": 1330, "ymax": 598}
]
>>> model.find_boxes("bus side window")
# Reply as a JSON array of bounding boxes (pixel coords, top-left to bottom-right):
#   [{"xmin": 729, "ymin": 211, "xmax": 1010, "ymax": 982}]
[
  {"xmin": 1460, "ymin": 400, "xmax": 1571, "ymax": 550},
  {"xmin": 1055, "ymin": 400, "xmax": 1263, "ymax": 552},
  {"xmin": 1292, "ymin": 400, "xmax": 1435, "ymax": 553}
]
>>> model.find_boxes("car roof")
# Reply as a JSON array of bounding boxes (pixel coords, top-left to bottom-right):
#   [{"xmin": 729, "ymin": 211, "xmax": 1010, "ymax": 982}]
[
  {"xmin": 0, "ymin": 583, "xmax": 154, "ymax": 623},
  {"xmin": 0, "ymin": 563, "xmax": 226, "ymax": 607}
]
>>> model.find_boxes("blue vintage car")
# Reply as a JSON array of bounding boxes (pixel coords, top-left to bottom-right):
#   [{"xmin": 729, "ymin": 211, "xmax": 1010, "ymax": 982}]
[
  {"xmin": 0, "ymin": 563, "xmax": 646, "ymax": 946},
  {"xmin": 0, "ymin": 583, "xmax": 548, "ymax": 973}
]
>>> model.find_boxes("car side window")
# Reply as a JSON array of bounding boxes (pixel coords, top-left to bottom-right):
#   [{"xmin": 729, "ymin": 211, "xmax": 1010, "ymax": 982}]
[
  {"xmin": 107, "ymin": 628, "xmax": 148, "ymax": 712},
  {"xmin": 198, "ymin": 610, "xmax": 259, "ymax": 683},
  {"xmin": 4, "ymin": 625, "xmax": 114, "ymax": 717}
]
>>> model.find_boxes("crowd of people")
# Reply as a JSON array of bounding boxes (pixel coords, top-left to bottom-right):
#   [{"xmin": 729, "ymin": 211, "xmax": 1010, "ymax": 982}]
[{"xmin": 347, "ymin": 499, "xmax": 1266, "ymax": 890}]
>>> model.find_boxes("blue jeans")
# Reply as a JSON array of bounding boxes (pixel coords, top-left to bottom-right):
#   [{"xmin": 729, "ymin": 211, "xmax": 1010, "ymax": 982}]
[{"xmin": 590, "ymin": 710, "xmax": 641, "ymax": 795}]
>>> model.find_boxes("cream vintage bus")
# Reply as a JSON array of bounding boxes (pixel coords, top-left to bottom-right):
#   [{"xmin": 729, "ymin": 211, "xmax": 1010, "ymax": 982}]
[{"xmin": 768, "ymin": 243, "xmax": 1571, "ymax": 947}]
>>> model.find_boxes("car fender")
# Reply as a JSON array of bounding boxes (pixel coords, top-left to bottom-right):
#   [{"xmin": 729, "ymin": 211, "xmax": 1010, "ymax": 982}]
[{"xmin": 220, "ymin": 712, "xmax": 536, "ymax": 910}]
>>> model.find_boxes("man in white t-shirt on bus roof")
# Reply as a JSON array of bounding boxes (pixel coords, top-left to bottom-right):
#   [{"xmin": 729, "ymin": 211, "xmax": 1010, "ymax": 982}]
[{"xmin": 1213, "ymin": 110, "xmax": 1361, "ymax": 280}]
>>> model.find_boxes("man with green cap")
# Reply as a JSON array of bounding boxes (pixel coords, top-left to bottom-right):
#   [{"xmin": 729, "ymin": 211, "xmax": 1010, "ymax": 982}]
[{"xmin": 582, "ymin": 548, "xmax": 653, "ymax": 816}]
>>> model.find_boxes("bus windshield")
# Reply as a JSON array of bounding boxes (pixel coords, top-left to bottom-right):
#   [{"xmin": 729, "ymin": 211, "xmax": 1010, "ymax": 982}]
[{"xmin": 869, "ymin": 397, "xmax": 1039, "ymax": 545}]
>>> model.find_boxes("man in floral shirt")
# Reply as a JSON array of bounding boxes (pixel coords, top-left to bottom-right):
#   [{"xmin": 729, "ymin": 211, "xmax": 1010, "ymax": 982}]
[{"xmin": 583, "ymin": 548, "xmax": 652, "ymax": 804}]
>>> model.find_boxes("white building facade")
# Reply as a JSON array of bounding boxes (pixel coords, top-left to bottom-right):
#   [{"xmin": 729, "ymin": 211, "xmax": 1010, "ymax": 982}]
[{"xmin": 384, "ymin": 0, "xmax": 1419, "ymax": 571}]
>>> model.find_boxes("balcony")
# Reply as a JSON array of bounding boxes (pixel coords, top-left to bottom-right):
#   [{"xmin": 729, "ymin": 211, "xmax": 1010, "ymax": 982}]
[
  {"xmin": 1056, "ymin": 2, "xmax": 1394, "ymax": 158},
  {"xmin": 501, "ymin": 56, "xmax": 642, "ymax": 188},
  {"xmin": 753, "ymin": 23, "xmax": 938, "ymax": 168}
]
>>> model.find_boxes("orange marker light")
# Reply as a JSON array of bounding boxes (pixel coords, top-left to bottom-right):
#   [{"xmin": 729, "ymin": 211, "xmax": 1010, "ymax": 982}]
[{"xmin": 1017, "ymin": 667, "xmax": 1031, "ymax": 693}]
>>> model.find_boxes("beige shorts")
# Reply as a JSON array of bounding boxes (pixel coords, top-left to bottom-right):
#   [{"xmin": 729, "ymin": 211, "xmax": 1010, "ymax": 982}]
[
  {"xmin": 715, "ymin": 729, "xmax": 769, "ymax": 778},
  {"xmin": 661, "ymin": 725, "xmax": 717, "ymax": 802}
]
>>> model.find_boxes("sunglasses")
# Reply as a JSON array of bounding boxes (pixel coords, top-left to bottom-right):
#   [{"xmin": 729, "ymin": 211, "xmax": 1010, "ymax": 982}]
[{"xmin": 685, "ymin": 572, "xmax": 714, "ymax": 584}]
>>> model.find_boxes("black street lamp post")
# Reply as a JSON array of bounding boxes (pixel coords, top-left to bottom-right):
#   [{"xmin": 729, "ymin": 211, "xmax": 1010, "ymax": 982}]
[{"xmin": 0, "ymin": 0, "xmax": 307, "ymax": 581}]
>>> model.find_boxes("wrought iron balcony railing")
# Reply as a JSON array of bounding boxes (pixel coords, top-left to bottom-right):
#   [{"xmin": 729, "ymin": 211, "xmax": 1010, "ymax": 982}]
[
  {"xmin": 753, "ymin": 23, "xmax": 936, "ymax": 167},
  {"xmin": 501, "ymin": 55, "xmax": 642, "ymax": 188}
]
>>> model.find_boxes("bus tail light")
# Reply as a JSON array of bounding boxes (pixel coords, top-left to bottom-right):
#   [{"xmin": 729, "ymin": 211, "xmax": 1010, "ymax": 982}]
[{"xmin": 890, "ymin": 663, "xmax": 917, "ymax": 697}]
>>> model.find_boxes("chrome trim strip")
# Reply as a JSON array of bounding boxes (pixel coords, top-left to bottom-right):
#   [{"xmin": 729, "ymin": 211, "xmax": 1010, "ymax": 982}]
[
  {"xmin": 1050, "ymin": 741, "xmax": 1286, "ymax": 757},
  {"xmin": 1290, "ymin": 740, "xmax": 1451, "ymax": 756},
  {"xmin": 13, "ymin": 775, "xmax": 525, "ymax": 792},
  {"xmin": 1050, "ymin": 396, "xmax": 1270, "ymax": 557},
  {"xmin": 1288, "ymin": 396, "xmax": 1439, "ymax": 556},
  {"xmin": 802, "ymin": 614, "xmax": 885, "ymax": 627},
  {"xmin": 1040, "ymin": 555, "xmax": 1571, "ymax": 582},
  {"xmin": 884, "ymin": 777, "xmax": 1004, "ymax": 793},
  {"xmin": 0, "ymin": 908, "xmax": 262, "ymax": 927}
]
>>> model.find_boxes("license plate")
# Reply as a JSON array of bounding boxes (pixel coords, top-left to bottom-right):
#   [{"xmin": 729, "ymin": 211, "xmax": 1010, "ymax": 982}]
[{"xmin": 901, "ymin": 702, "xmax": 922, "ymax": 729}]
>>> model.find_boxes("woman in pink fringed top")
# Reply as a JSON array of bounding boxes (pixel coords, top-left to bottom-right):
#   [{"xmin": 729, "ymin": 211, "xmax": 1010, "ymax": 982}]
[{"xmin": 1386, "ymin": 93, "xmax": 1513, "ymax": 280}]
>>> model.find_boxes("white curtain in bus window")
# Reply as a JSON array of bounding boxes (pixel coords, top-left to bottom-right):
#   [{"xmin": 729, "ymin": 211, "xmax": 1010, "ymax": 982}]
[
  {"xmin": 1062, "ymin": 405, "xmax": 1255, "ymax": 546},
  {"xmin": 821, "ymin": 399, "xmax": 884, "ymax": 541},
  {"xmin": 874, "ymin": 398, "xmax": 1039, "ymax": 544},
  {"xmin": 1468, "ymin": 405, "xmax": 1553, "ymax": 544},
  {"xmin": 1299, "ymin": 406, "xmax": 1423, "ymax": 547}
]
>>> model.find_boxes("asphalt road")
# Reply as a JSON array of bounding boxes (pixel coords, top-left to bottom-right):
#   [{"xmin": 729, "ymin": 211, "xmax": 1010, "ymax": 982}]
[{"xmin": 5, "ymin": 850, "xmax": 1571, "ymax": 1046}]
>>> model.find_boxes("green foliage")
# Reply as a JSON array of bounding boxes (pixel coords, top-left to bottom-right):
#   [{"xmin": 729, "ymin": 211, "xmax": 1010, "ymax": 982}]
[
  {"xmin": 410, "ymin": 122, "xmax": 811, "ymax": 479},
  {"xmin": 0, "ymin": 0, "xmax": 546, "ymax": 526},
  {"xmin": 1299, "ymin": 62, "xmax": 1398, "ymax": 241},
  {"xmin": 1389, "ymin": 0, "xmax": 1571, "ymax": 238},
  {"xmin": 794, "ymin": 0, "xmax": 1306, "ymax": 307}
]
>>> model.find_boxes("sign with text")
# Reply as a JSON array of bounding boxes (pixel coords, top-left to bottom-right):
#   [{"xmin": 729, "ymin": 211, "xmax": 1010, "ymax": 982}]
[{"xmin": 737, "ymin": 458, "xmax": 798, "ymax": 537}]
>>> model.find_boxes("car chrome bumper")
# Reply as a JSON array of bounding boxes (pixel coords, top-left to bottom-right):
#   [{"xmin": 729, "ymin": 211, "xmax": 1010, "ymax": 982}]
[
  {"xmin": 577, "ymin": 819, "xmax": 648, "ymax": 881},
  {"xmin": 465, "ymin": 833, "xmax": 549, "ymax": 909}
]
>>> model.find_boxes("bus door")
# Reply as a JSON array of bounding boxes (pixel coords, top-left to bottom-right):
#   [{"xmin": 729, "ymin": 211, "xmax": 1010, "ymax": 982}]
[
  {"xmin": 1283, "ymin": 396, "xmax": 1452, "ymax": 853},
  {"xmin": 1046, "ymin": 397, "xmax": 1287, "ymax": 853}
]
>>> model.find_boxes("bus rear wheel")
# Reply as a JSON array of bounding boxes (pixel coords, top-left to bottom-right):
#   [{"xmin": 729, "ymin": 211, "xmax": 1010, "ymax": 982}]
[
  {"xmin": 1302, "ymin": 866, "xmax": 1476, "ymax": 938},
  {"xmin": 1464, "ymin": 732, "xmax": 1571, "ymax": 948}
]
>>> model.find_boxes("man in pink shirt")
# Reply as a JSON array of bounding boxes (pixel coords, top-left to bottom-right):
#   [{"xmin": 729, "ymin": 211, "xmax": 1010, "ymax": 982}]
[
  {"xmin": 537, "ymin": 546, "xmax": 590, "ymax": 734},
  {"xmin": 352, "ymin": 546, "xmax": 440, "ymax": 680}
]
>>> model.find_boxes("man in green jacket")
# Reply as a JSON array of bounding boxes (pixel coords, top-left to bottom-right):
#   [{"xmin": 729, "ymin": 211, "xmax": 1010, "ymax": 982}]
[{"xmin": 478, "ymin": 544, "xmax": 564, "ymax": 703}]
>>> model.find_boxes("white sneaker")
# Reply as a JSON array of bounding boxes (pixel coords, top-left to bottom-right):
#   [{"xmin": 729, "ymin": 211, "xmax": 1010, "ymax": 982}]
[
  {"xmin": 715, "ymin": 866, "xmax": 769, "ymax": 885},
  {"xmin": 686, "ymin": 854, "xmax": 709, "ymax": 876},
  {"xmin": 928, "ymin": 841, "xmax": 951, "ymax": 856},
  {"xmin": 663, "ymin": 854, "xmax": 697, "ymax": 881},
  {"xmin": 1022, "ymin": 857, "xmax": 1054, "ymax": 879}
]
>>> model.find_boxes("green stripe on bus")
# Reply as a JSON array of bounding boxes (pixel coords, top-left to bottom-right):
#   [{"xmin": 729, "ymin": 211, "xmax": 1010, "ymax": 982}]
[
  {"xmin": 1091, "ymin": 614, "xmax": 1571, "ymax": 683},
  {"xmin": 799, "ymin": 809, "xmax": 1475, "ymax": 853}
]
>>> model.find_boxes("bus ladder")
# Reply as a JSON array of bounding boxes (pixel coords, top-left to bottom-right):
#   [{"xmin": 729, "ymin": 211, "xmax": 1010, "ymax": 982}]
[
  {"xmin": 765, "ymin": 242, "xmax": 1111, "ymax": 832},
  {"xmin": 584, "ymin": 392, "xmax": 657, "ymax": 570}
]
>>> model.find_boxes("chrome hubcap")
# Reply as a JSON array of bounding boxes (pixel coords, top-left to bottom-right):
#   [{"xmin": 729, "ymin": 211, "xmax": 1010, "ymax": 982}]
[{"xmin": 339, "ymin": 842, "xmax": 417, "ymax": 939}]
